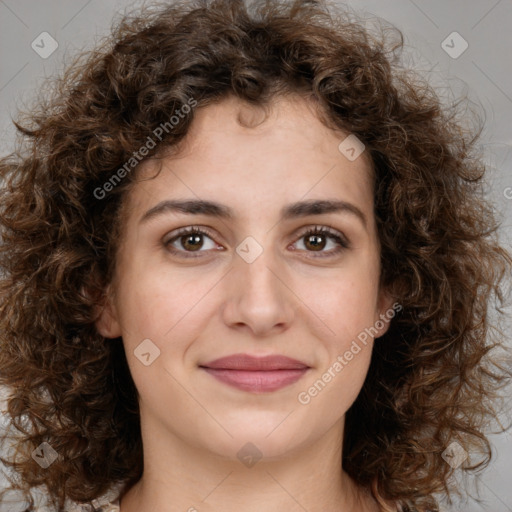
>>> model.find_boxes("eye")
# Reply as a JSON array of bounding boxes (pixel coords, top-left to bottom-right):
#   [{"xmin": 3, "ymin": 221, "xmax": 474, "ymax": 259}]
[
  {"xmin": 290, "ymin": 225, "xmax": 350, "ymax": 258},
  {"xmin": 164, "ymin": 226, "xmax": 221, "ymax": 258},
  {"xmin": 163, "ymin": 225, "xmax": 350, "ymax": 259}
]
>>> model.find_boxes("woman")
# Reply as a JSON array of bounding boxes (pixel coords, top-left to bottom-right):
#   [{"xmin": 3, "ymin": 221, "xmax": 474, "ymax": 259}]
[{"xmin": 0, "ymin": 0, "xmax": 510, "ymax": 511}]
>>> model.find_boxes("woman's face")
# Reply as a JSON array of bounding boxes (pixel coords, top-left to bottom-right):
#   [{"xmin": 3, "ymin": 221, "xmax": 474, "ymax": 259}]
[{"xmin": 96, "ymin": 94, "xmax": 393, "ymax": 460}]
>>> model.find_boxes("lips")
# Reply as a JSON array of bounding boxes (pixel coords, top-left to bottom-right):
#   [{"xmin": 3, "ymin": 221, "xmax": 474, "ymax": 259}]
[
  {"xmin": 200, "ymin": 354, "xmax": 309, "ymax": 371},
  {"xmin": 199, "ymin": 354, "xmax": 310, "ymax": 393}
]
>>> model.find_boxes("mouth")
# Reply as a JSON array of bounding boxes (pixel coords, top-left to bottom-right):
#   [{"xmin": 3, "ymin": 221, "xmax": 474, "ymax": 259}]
[{"xmin": 199, "ymin": 353, "xmax": 310, "ymax": 393}]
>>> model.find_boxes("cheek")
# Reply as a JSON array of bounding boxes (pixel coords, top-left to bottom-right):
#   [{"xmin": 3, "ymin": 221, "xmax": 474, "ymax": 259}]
[
  {"xmin": 299, "ymin": 302, "xmax": 376, "ymax": 414},
  {"xmin": 304, "ymin": 266, "xmax": 380, "ymax": 340},
  {"xmin": 113, "ymin": 262, "xmax": 173, "ymax": 329},
  {"xmin": 297, "ymin": 329, "xmax": 374, "ymax": 418},
  {"xmin": 114, "ymin": 262, "xmax": 217, "ymax": 352},
  {"xmin": 297, "ymin": 258, "xmax": 380, "ymax": 397}
]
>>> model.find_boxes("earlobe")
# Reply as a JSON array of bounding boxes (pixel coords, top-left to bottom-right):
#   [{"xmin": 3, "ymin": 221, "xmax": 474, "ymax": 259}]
[
  {"xmin": 94, "ymin": 287, "xmax": 122, "ymax": 339},
  {"xmin": 375, "ymin": 288, "xmax": 396, "ymax": 339}
]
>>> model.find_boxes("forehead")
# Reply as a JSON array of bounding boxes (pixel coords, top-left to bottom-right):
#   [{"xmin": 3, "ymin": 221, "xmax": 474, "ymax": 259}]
[{"xmin": 126, "ymin": 94, "xmax": 374, "ymax": 219}]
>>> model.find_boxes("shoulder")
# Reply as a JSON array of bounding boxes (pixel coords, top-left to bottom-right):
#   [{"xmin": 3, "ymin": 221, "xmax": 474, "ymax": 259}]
[
  {"xmin": 66, "ymin": 501, "xmax": 119, "ymax": 512},
  {"xmin": 66, "ymin": 483, "xmax": 123, "ymax": 512},
  {"xmin": 96, "ymin": 500, "xmax": 120, "ymax": 512}
]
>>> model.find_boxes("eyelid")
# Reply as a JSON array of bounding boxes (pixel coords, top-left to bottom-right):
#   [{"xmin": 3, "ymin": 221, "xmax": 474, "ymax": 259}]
[
  {"xmin": 291, "ymin": 225, "xmax": 350, "ymax": 257},
  {"xmin": 163, "ymin": 225, "xmax": 218, "ymax": 244},
  {"xmin": 297, "ymin": 224, "xmax": 349, "ymax": 243},
  {"xmin": 162, "ymin": 225, "xmax": 222, "ymax": 256}
]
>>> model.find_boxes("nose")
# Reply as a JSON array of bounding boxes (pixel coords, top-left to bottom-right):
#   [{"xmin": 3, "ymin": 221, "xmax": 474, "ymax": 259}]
[{"xmin": 220, "ymin": 242, "xmax": 296, "ymax": 337}]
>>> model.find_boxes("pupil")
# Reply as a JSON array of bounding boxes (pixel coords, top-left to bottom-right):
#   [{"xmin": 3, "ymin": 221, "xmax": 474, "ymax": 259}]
[
  {"xmin": 183, "ymin": 234, "xmax": 203, "ymax": 251},
  {"xmin": 306, "ymin": 234, "xmax": 325, "ymax": 251}
]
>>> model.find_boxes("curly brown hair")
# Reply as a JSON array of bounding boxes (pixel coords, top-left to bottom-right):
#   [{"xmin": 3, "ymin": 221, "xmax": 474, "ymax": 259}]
[{"xmin": 0, "ymin": 0, "xmax": 511, "ymax": 511}]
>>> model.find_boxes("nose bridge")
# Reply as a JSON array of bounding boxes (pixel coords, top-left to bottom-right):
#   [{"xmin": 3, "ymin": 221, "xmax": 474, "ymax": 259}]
[
  {"xmin": 222, "ymin": 233, "xmax": 295, "ymax": 334},
  {"xmin": 236, "ymin": 233, "xmax": 284, "ymax": 301}
]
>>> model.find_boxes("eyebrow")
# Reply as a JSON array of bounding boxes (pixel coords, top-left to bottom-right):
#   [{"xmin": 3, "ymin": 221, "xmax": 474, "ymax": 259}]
[{"xmin": 139, "ymin": 198, "xmax": 367, "ymax": 228}]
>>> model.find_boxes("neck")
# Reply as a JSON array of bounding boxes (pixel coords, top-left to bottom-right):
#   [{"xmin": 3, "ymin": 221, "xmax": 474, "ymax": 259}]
[{"xmin": 118, "ymin": 416, "xmax": 379, "ymax": 512}]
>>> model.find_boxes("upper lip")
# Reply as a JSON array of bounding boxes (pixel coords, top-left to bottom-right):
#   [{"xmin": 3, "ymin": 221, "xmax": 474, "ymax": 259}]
[{"xmin": 200, "ymin": 353, "xmax": 310, "ymax": 371}]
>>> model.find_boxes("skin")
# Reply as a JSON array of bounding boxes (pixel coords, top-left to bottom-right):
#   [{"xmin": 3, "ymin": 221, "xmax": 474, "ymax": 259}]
[{"xmin": 96, "ymin": 93, "xmax": 395, "ymax": 512}]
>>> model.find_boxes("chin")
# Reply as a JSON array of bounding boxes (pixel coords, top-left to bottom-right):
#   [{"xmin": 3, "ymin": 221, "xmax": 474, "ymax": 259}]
[{"xmin": 202, "ymin": 422, "xmax": 311, "ymax": 461}]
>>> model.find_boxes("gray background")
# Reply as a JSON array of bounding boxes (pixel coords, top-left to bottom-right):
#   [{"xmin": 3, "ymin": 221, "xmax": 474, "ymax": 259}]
[{"xmin": 0, "ymin": 0, "xmax": 511, "ymax": 511}]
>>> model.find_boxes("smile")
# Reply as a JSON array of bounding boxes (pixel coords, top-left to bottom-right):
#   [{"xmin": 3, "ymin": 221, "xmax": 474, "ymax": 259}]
[
  {"xmin": 199, "ymin": 353, "xmax": 311, "ymax": 392},
  {"xmin": 200, "ymin": 367, "xmax": 310, "ymax": 392}
]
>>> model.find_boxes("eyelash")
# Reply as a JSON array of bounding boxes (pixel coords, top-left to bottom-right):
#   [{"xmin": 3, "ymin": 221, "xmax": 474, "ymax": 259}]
[{"xmin": 164, "ymin": 225, "xmax": 350, "ymax": 259}]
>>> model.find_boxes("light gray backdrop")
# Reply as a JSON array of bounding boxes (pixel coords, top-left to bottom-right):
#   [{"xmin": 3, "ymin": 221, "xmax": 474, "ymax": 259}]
[{"xmin": 0, "ymin": 0, "xmax": 511, "ymax": 511}]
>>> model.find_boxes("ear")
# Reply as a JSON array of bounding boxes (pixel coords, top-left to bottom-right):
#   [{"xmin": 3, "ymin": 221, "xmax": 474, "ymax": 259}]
[
  {"xmin": 94, "ymin": 285, "xmax": 122, "ymax": 339},
  {"xmin": 373, "ymin": 287, "xmax": 399, "ymax": 339}
]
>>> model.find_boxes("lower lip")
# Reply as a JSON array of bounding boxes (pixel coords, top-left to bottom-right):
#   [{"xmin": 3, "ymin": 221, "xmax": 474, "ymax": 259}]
[{"xmin": 201, "ymin": 368, "xmax": 309, "ymax": 392}]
